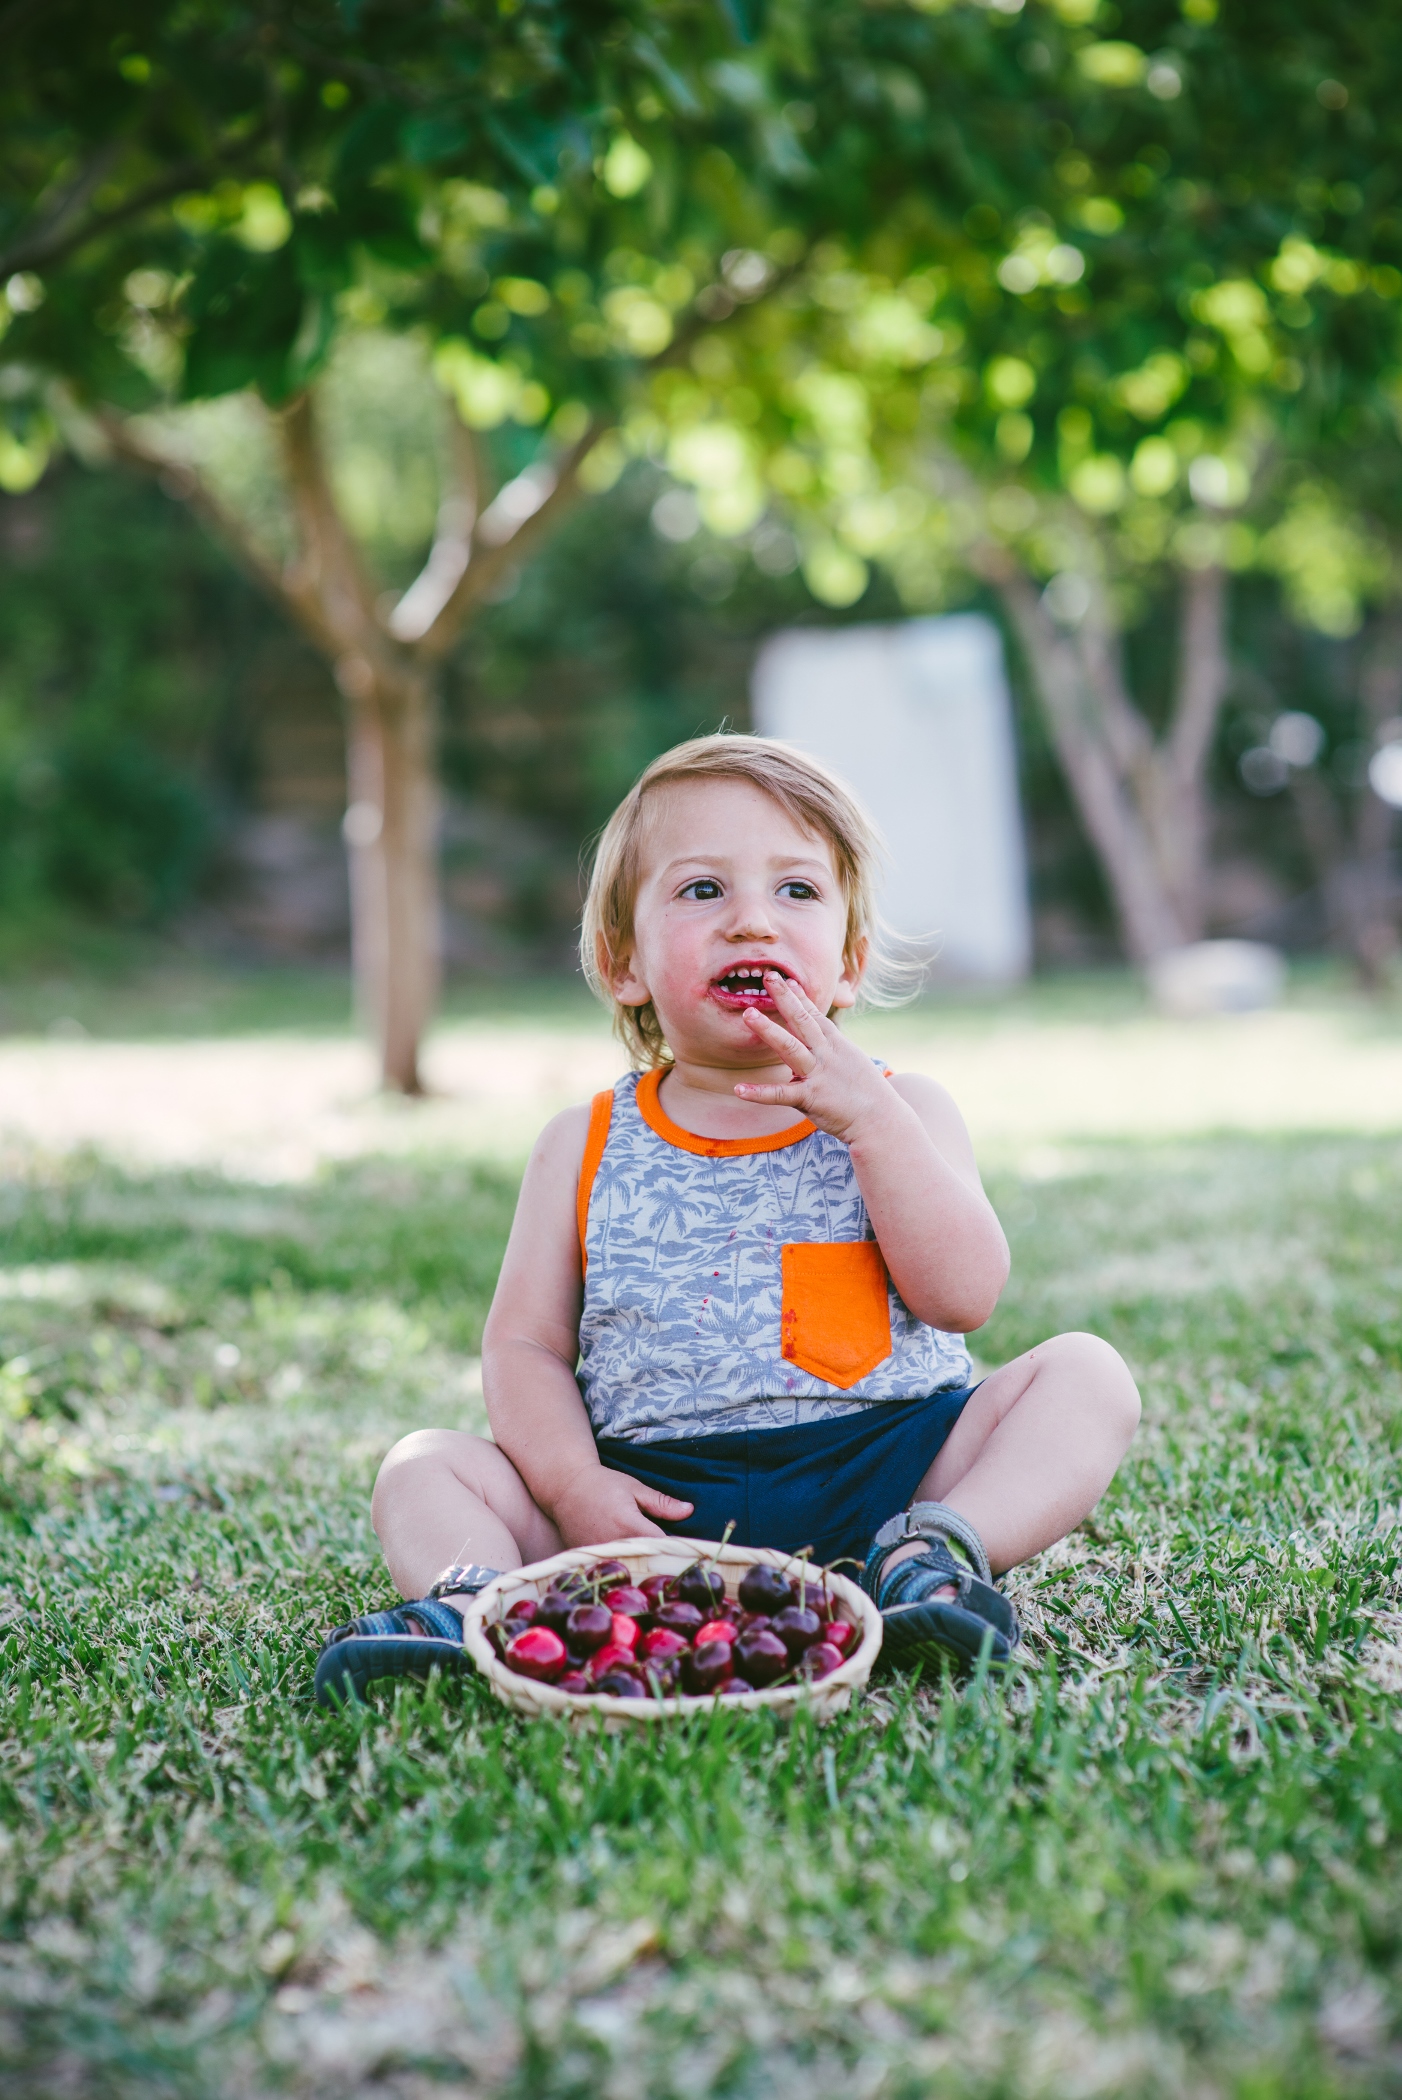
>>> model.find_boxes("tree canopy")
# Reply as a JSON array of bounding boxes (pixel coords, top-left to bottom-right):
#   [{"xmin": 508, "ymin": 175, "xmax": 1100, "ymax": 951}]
[{"xmin": 3, "ymin": 0, "xmax": 1399, "ymax": 1063}]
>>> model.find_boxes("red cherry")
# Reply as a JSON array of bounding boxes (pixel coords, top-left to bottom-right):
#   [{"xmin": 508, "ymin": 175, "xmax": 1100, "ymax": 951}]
[
  {"xmin": 770, "ymin": 1605, "xmax": 823, "ymax": 1659},
  {"xmin": 801, "ymin": 1641, "xmax": 844, "ymax": 1681},
  {"xmin": 587, "ymin": 1642, "xmax": 636, "ymax": 1680},
  {"xmin": 682, "ymin": 1640, "xmax": 733, "ymax": 1694},
  {"xmin": 609, "ymin": 1612, "xmax": 640, "ymax": 1652},
  {"xmin": 737, "ymin": 1610, "xmax": 773, "ymax": 1634},
  {"xmin": 694, "ymin": 1618, "xmax": 735, "ymax": 1647},
  {"xmin": 733, "ymin": 1627, "xmax": 789, "ymax": 1688},
  {"xmin": 640, "ymin": 1626, "xmax": 688, "ymax": 1661},
  {"xmin": 535, "ymin": 1590, "xmax": 576, "ymax": 1634},
  {"xmin": 653, "ymin": 1601, "xmax": 704, "ymax": 1638},
  {"xmin": 589, "ymin": 1559, "xmax": 631, "ymax": 1589},
  {"xmin": 595, "ymin": 1671, "xmax": 646, "ymax": 1698},
  {"xmin": 603, "ymin": 1585, "xmax": 650, "ymax": 1618},
  {"xmin": 639, "ymin": 1574, "xmax": 672, "ymax": 1605},
  {"xmin": 738, "ymin": 1564, "xmax": 794, "ymax": 1615},
  {"xmin": 503, "ymin": 1598, "xmax": 537, "ymax": 1625},
  {"xmin": 565, "ymin": 1603, "xmax": 613, "ymax": 1654},
  {"xmin": 819, "ymin": 1618, "xmax": 858, "ymax": 1656},
  {"xmin": 555, "ymin": 1670, "xmax": 592, "ymax": 1695},
  {"xmin": 504, "ymin": 1626, "xmax": 568, "ymax": 1681},
  {"xmin": 715, "ymin": 1677, "xmax": 751, "ymax": 1696}
]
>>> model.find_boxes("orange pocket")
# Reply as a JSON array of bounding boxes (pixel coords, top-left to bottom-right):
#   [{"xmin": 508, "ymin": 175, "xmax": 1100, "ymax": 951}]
[{"xmin": 780, "ymin": 1241, "xmax": 892, "ymax": 1389}]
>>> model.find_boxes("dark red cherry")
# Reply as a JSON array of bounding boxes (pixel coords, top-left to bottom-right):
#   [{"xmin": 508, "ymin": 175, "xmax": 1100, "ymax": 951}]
[
  {"xmin": 674, "ymin": 1562, "xmax": 727, "ymax": 1612},
  {"xmin": 818, "ymin": 1617, "xmax": 858, "ymax": 1656},
  {"xmin": 594, "ymin": 1670, "xmax": 646, "ymax": 1699},
  {"xmin": 589, "ymin": 1558, "xmax": 631, "ymax": 1590},
  {"xmin": 738, "ymin": 1565, "xmax": 794, "ymax": 1615},
  {"xmin": 640, "ymin": 1626, "xmax": 688, "ymax": 1661},
  {"xmin": 534, "ymin": 1590, "xmax": 575, "ymax": 1634},
  {"xmin": 653, "ymin": 1601, "xmax": 704, "ymax": 1638},
  {"xmin": 682, "ymin": 1640, "xmax": 733, "ymax": 1694},
  {"xmin": 737, "ymin": 1610, "xmax": 773, "ymax": 1635},
  {"xmin": 733, "ymin": 1627, "xmax": 789, "ymax": 1687},
  {"xmin": 800, "ymin": 1641, "xmax": 844, "ymax": 1681},
  {"xmin": 555, "ymin": 1669, "xmax": 592, "ymax": 1695},
  {"xmin": 770, "ymin": 1605, "xmax": 823, "ymax": 1659},
  {"xmin": 565, "ymin": 1603, "xmax": 613, "ymax": 1654},
  {"xmin": 602, "ymin": 1585, "xmax": 650, "ymax": 1619},
  {"xmin": 641, "ymin": 1656, "xmax": 681, "ymax": 1696},
  {"xmin": 715, "ymin": 1676, "xmax": 751, "ymax": 1696},
  {"xmin": 486, "ymin": 1622, "xmax": 510, "ymax": 1658},
  {"xmin": 503, "ymin": 1598, "xmax": 537, "ymax": 1625},
  {"xmin": 504, "ymin": 1626, "xmax": 568, "ymax": 1681},
  {"xmin": 553, "ymin": 1569, "xmax": 592, "ymax": 1600},
  {"xmin": 639, "ymin": 1574, "xmax": 672, "ymax": 1605}
]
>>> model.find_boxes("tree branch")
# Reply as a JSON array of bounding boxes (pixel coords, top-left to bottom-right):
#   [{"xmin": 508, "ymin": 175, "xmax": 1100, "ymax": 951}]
[
  {"xmin": 95, "ymin": 407, "xmax": 325, "ymax": 636},
  {"xmin": 1165, "ymin": 563, "xmax": 1229, "ymax": 791},
  {"xmin": 0, "ymin": 125, "xmax": 270, "ymax": 279},
  {"xmin": 410, "ymin": 415, "xmax": 613, "ymax": 660},
  {"xmin": 387, "ymin": 416, "xmax": 483, "ymax": 644},
  {"xmin": 275, "ymin": 391, "xmax": 385, "ymax": 663}
]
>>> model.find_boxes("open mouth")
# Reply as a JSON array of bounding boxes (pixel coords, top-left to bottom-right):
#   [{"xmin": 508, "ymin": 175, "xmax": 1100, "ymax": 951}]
[{"xmin": 711, "ymin": 963, "xmax": 791, "ymax": 1008}]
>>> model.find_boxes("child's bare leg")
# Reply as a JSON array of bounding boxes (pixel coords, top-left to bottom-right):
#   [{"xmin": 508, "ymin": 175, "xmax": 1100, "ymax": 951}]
[
  {"xmin": 371, "ymin": 1431, "xmax": 562, "ymax": 1600},
  {"xmin": 890, "ymin": 1332, "xmax": 1140, "ymax": 1578}
]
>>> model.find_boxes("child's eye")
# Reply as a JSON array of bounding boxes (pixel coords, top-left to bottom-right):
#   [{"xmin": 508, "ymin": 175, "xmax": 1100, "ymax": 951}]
[
  {"xmin": 679, "ymin": 878, "xmax": 722, "ymax": 901},
  {"xmin": 778, "ymin": 881, "xmax": 818, "ymax": 900}
]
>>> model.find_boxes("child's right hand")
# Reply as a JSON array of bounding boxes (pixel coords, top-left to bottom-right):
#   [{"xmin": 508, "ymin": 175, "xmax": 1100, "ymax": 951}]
[{"xmin": 550, "ymin": 1465, "xmax": 694, "ymax": 1548}]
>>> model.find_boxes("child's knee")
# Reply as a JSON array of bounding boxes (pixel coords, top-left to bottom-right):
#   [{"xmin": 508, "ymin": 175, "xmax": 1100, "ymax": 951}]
[
  {"xmin": 371, "ymin": 1428, "xmax": 485, "ymax": 1520},
  {"xmin": 1048, "ymin": 1331, "xmax": 1142, "ymax": 1435}
]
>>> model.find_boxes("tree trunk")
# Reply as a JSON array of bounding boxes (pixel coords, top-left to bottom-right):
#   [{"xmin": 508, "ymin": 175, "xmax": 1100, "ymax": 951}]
[
  {"xmin": 997, "ymin": 568, "xmax": 1189, "ymax": 961},
  {"xmin": 340, "ymin": 656, "xmax": 439, "ymax": 1094},
  {"xmin": 997, "ymin": 559, "xmax": 1233, "ymax": 965},
  {"xmin": 1152, "ymin": 563, "xmax": 1229, "ymax": 941}
]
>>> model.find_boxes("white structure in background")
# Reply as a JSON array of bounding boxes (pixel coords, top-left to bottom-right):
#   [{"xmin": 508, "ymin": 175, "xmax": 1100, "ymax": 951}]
[{"xmin": 752, "ymin": 614, "xmax": 1032, "ymax": 982}]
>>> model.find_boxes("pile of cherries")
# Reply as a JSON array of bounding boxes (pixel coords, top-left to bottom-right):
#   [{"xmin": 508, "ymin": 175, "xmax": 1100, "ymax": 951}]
[{"xmin": 489, "ymin": 1556, "xmax": 858, "ymax": 1701}]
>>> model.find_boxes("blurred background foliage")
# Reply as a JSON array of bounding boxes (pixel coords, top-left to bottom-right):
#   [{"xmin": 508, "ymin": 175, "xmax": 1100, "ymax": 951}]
[
  {"xmin": 0, "ymin": 0, "xmax": 1397, "ymax": 984},
  {"xmin": 0, "ymin": 385, "xmax": 1376, "ymax": 974}
]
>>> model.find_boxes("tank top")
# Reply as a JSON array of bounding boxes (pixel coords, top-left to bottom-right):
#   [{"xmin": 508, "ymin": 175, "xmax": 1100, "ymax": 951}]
[{"xmin": 576, "ymin": 1067, "xmax": 974, "ymax": 1443}]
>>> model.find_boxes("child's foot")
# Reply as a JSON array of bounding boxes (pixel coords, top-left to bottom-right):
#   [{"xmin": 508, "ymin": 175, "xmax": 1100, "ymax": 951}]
[
  {"xmin": 862, "ymin": 1504, "xmax": 1019, "ymax": 1672},
  {"xmin": 313, "ymin": 1564, "xmax": 501, "ymax": 1707}
]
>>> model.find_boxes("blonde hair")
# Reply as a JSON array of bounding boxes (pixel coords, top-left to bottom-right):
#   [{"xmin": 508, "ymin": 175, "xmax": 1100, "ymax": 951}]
[{"xmin": 581, "ymin": 732, "xmax": 902, "ymax": 1067}]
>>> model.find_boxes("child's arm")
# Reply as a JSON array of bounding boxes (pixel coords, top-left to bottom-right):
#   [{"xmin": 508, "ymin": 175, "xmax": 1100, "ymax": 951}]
[
  {"xmin": 481, "ymin": 1109, "xmax": 694, "ymax": 1546},
  {"xmin": 736, "ymin": 973, "xmax": 1009, "ymax": 1332}
]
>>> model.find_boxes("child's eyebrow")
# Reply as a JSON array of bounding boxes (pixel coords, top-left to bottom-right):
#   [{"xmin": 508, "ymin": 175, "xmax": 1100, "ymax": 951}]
[{"xmin": 659, "ymin": 851, "xmax": 834, "ymax": 878}]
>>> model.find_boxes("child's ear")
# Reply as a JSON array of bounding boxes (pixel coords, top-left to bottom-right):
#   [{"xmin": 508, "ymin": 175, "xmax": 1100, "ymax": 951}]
[
  {"xmin": 828, "ymin": 937, "xmax": 867, "ymax": 1015},
  {"xmin": 606, "ymin": 939, "xmax": 651, "ymax": 1009}
]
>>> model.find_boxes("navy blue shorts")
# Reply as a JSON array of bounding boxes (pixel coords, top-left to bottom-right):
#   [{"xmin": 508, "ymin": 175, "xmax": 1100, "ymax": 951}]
[{"xmin": 595, "ymin": 1386, "xmax": 977, "ymax": 1573}]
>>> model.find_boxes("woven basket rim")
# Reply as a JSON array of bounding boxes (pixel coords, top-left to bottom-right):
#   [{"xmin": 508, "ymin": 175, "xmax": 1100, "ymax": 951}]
[{"xmin": 461, "ymin": 1537, "xmax": 882, "ymax": 1723}]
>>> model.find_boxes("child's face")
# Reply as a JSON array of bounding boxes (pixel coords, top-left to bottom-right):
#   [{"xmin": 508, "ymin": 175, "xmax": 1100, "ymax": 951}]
[{"xmin": 612, "ymin": 777, "xmax": 863, "ymax": 1063}]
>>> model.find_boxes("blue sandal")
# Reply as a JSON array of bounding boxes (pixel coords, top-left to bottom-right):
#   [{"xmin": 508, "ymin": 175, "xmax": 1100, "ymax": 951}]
[
  {"xmin": 863, "ymin": 1504, "xmax": 1019, "ymax": 1672},
  {"xmin": 313, "ymin": 1564, "xmax": 499, "ymax": 1708}
]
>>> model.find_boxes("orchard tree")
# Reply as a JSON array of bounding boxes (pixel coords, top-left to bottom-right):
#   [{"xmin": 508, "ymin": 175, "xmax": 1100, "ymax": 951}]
[
  {"xmin": 0, "ymin": 0, "xmax": 817, "ymax": 1088},
  {"xmin": 644, "ymin": 0, "xmax": 1402, "ymax": 964}
]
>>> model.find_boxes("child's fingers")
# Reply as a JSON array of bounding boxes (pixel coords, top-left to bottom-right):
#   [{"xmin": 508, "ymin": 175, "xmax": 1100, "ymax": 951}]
[
  {"xmin": 766, "ymin": 972, "xmax": 826, "ymax": 1047},
  {"xmin": 741, "ymin": 1008, "xmax": 813, "ymax": 1067},
  {"xmin": 634, "ymin": 1485, "xmax": 694, "ymax": 1518},
  {"xmin": 733, "ymin": 1081, "xmax": 806, "ymax": 1107}
]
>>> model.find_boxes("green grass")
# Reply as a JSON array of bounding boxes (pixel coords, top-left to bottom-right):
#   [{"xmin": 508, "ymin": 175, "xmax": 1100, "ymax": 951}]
[{"xmin": 3, "ymin": 1132, "xmax": 1401, "ymax": 2097}]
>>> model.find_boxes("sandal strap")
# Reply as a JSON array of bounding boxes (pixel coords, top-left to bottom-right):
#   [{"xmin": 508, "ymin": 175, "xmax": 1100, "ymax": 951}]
[
  {"xmin": 323, "ymin": 1597, "xmax": 465, "ymax": 1651},
  {"xmin": 428, "ymin": 1563, "xmax": 502, "ymax": 1600},
  {"xmin": 867, "ymin": 1536, "xmax": 968, "ymax": 1615},
  {"xmin": 869, "ymin": 1500, "xmax": 992, "ymax": 1585}
]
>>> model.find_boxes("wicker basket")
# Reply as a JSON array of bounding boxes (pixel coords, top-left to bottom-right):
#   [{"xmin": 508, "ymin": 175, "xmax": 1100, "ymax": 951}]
[{"xmin": 461, "ymin": 1536, "xmax": 882, "ymax": 1730}]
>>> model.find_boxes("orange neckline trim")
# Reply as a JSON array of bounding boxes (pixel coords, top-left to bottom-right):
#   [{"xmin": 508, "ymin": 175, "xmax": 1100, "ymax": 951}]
[{"xmin": 636, "ymin": 1065, "xmax": 815, "ymax": 1157}]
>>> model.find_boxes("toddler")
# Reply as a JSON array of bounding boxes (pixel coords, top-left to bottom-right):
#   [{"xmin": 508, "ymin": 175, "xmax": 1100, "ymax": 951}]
[{"xmin": 316, "ymin": 736, "xmax": 1140, "ymax": 1702}]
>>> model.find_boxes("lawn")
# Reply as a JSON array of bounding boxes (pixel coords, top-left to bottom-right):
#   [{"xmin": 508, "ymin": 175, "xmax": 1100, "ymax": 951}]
[{"xmin": 2, "ymin": 982, "xmax": 1401, "ymax": 2097}]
